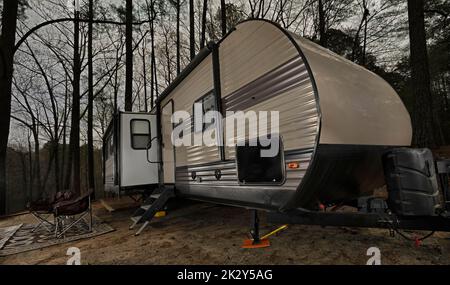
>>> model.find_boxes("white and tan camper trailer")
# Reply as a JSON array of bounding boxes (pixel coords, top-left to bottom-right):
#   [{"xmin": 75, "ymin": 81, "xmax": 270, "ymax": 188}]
[
  {"xmin": 104, "ymin": 20, "xmax": 450, "ymax": 236},
  {"xmin": 154, "ymin": 19, "xmax": 412, "ymax": 209}
]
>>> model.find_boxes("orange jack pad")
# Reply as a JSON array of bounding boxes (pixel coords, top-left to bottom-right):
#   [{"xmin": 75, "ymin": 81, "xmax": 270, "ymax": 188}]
[{"xmin": 241, "ymin": 239, "xmax": 270, "ymax": 249}]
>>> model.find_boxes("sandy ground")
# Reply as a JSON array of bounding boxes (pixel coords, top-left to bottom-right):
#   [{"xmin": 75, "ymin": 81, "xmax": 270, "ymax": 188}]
[{"xmin": 1, "ymin": 201, "xmax": 449, "ymax": 265}]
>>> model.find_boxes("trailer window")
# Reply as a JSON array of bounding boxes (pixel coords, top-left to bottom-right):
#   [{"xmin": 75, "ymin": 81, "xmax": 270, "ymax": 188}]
[
  {"xmin": 130, "ymin": 119, "xmax": 151, "ymax": 150},
  {"xmin": 193, "ymin": 91, "xmax": 217, "ymax": 133},
  {"xmin": 236, "ymin": 137, "xmax": 284, "ymax": 184}
]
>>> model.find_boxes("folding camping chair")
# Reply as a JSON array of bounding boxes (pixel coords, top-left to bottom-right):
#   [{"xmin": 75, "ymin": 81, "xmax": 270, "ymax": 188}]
[
  {"xmin": 28, "ymin": 200, "xmax": 54, "ymax": 233},
  {"xmin": 27, "ymin": 191, "xmax": 73, "ymax": 233},
  {"xmin": 53, "ymin": 190, "xmax": 93, "ymax": 238}
]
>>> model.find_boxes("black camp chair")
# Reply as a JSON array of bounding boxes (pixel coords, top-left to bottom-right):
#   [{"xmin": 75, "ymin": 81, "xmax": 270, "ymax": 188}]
[{"xmin": 53, "ymin": 190, "xmax": 93, "ymax": 238}]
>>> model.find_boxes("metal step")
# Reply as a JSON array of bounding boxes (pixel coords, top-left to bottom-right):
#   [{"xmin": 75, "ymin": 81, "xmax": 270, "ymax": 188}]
[
  {"xmin": 129, "ymin": 215, "xmax": 142, "ymax": 230},
  {"xmin": 131, "ymin": 216, "xmax": 141, "ymax": 223},
  {"xmin": 140, "ymin": 204, "xmax": 151, "ymax": 211},
  {"xmin": 150, "ymin": 193, "xmax": 161, "ymax": 199}
]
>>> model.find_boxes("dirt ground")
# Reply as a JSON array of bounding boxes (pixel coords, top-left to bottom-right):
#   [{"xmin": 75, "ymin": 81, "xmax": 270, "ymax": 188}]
[{"xmin": 1, "ymin": 201, "xmax": 449, "ymax": 265}]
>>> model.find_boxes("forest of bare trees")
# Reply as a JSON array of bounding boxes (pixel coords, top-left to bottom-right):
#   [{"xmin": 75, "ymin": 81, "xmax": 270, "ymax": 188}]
[{"xmin": 0, "ymin": 0, "xmax": 449, "ymax": 215}]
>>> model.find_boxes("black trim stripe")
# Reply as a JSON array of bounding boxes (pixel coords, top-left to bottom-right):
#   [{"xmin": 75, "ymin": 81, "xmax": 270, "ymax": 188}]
[{"xmin": 211, "ymin": 44, "xmax": 225, "ymax": 161}]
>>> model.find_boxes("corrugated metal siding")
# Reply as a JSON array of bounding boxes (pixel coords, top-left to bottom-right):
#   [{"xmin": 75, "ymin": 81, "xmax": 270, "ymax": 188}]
[
  {"xmin": 219, "ymin": 21, "xmax": 299, "ymax": 97},
  {"xmin": 222, "ymin": 55, "xmax": 319, "ymax": 159},
  {"xmin": 161, "ymin": 55, "xmax": 218, "ymax": 167},
  {"xmin": 185, "ymin": 145, "xmax": 220, "ymax": 165},
  {"xmin": 175, "ymin": 149, "xmax": 313, "ymax": 192},
  {"xmin": 176, "ymin": 161, "xmax": 236, "ymax": 187},
  {"xmin": 161, "ymin": 55, "xmax": 213, "ymax": 109}
]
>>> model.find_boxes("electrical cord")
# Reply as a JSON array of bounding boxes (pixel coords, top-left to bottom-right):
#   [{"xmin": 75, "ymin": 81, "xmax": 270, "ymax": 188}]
[
  {"xmin": 394, "ymin": 228, "xmax": 435, "ymax": 242},
  {"xmin": 387, "ymin": 214, "xmax": 436, "ymax": 245}
]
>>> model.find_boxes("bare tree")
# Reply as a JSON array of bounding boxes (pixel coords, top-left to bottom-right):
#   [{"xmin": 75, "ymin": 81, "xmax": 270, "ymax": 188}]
[
  {"xmin": 189, "ymin": 0, "xmax": 195, "ymax": 59},
  {"xmin": 87, "ymin": 0, "xmax": 95, "ymax": 197},
  {"xmin": 407, "ymin": 0, "xmax": 443, "ymax": 147},
  {"xmin": 318, "ymin": 0, "xmax": 327, "ymax": 47},
  {"xmin": 160, "ymin": 24, "xmax": 175, "ymax": 85},
  {"xmin": 11, "ymin": 75, "xmax": 42, "ymax": 200},
  {"xmin": 221, "ymin": 0, "xmax": 226, "ymax": 37},
  {"xmin": 0, "ymin": 0, "xmax": 19, "ymax": 214},
  {"xmin": 351, "ymin": 0, "xmax": 369, "ymax": 63},
  {"xmin": 169, "ymin": 0, "xmax": 182, "ymax": 75},
  {"xmin": 200, "ymin": 0, "xmax": 208, "ymax": 49},
  {"xmin": 125, "ymin": 0, "xmax": 133, "ymax": 111},
  {"xmin": 68, "ymin": 5, "xmax": 81, "ymax": 194}
]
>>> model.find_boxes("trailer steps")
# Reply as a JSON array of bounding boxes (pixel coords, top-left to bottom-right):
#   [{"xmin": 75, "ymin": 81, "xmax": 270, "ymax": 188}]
[{"xmin": 129, "ymin": 186, "xmax": 175, "ymax": 236}]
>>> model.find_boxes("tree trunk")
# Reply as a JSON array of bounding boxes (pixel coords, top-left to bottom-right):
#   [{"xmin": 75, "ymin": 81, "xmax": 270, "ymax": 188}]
[
  {"xmin": 61, "ymin": 76, "xmax": 68, "ymax": 189},
  {"xmin": 27, "ymin": 135, "xmax": 33, "ymax": 201},
  {"xmin": 150, "ymin": 0, "xmax": 155, "ymax": 108},
  {"xmin": 18, "ymin": 151, "xmax": 28, "ymax": 202},
  {"xmin": 87, "ymin": 0, "xmax": 95, "ymax": 198},
  {"xmin": 351, "ymin": 4, "xmax": 369, "ymax": 64},
  {"xmin": 125, "ymin": 0, "xmax": 133, "ymax": 111},
  {"xmin": 362, "ymin": 9, "xmax": 368, "ymax": 66},
  {"xmin": 41, "ymin": 143, "xmax": 56, "ymax": 192},
  {"xmin": 176, "ymin": 0, "xmax": 181, "ymax": 75},
  {"xmin": 200, "ymin": 0, "xmax": 208, "ymax": 49},
  {"xmin": 221, "ymin": 0, "xmax": 227, "ymax": 37},
  {"xmin": 164, "ymin": 31, "xmax": 172, "ymax": 84},
  {"xmin": 151, "ymin": 2, "xmax": 158, "ymax": 98},
  {"xmin": 69, "ymin": 9, "xmax": 81, "ymax": 195},
  {"xmin": 407, "ymin": 0, "xmax": 442, "ymax": 147},
  {"xmin": 0, "ymin": 0, "xmax": 19, "ymax": 215},
  {"xmin": 63, "ymin": 80, "xmax": 71, "ymax": 191},
  {"xmin": 442, "ymin": 76, "xmax": 449, "ymax": 111},
  {"xmin": 318, "ymin": 0, "xmax": 327, "ymax": 48},
  {"xmin": 189, "ymin": 0, "xmax": 195, "ymax": 59},
  {"xmin": 153, "ymin": 46, "xmax": 158, "ymax": 97},
  {"xmin": 142, "ymin": 39, "xmax": 148, "ymax": 111},
  {"xmin": 64, "ymin": 141, "xmax": 72, "ymax": 190},
  {"xmin": 53, "ymin": 140, "xmax": 60, "ymax": 192},
  {"xmin": 114, "ymin": 59, "xmax": 119, "ymax": 113},
  {"xmin": 32, "ymin": 129, "xmax": 41, "ymax": 199}
]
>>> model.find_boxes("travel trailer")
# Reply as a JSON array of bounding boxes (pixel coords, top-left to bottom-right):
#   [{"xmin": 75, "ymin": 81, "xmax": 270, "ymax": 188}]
[{"xmin": 103, "ymin": 19, "xmax": 450, "ymax": 236}]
